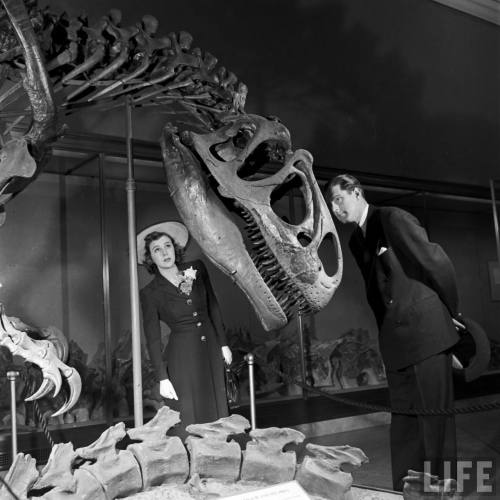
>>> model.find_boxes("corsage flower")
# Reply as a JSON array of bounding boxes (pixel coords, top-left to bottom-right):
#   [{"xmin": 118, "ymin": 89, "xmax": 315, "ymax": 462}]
[{"xmin": 178, "ymin": 266, "xmax": 198, "ymax": 296}]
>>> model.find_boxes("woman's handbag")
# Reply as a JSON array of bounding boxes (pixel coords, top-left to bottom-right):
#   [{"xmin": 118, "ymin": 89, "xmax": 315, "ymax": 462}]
[{"xmin": 224, "ymin": 365, "xmax": 240, "ymax": 405}]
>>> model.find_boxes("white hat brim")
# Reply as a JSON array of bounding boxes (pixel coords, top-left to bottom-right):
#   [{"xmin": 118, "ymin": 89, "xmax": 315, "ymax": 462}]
[{"xmin": 137, "ymin": 221, "xmax": 189, "ymax": 264}]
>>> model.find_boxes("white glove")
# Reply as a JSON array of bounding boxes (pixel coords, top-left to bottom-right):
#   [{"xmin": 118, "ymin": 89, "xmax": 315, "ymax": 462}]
[
  {"xmin": 452, "ymin": 355, "xmax": 464, "ymax": 370},
  {"xmin": 159, "ymin": 378, "xmax": 178, "ymax": 400},
  {"xmin": 221, "ymin": 345, "xmax": 232, "ymax": 365}
]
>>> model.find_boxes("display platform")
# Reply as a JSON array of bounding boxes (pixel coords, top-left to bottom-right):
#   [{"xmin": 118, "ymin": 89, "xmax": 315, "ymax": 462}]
[
  {"xmin": 220, "ymin": 482, "xmax": 403, "ymax": 499},
  {"xmin": 223, "ymin": 481, "xmax": 310, "ymax": 499},
  {"xmin": 351, "ymin": 485, "xmax": 403, "ymax": 499}
]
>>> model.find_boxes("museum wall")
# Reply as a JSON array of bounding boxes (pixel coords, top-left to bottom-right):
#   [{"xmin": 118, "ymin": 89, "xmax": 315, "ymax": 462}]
[
  {"xmin": 0, "ymin": 172, "xmax": 498, "ymax": 360},
  {"xmin": 40, "ymin": 0, "xmax": 500, "ymax": 186},
  {"xmin": 0, "ymin": 169, "xmax": 498, "ymax": 426}
]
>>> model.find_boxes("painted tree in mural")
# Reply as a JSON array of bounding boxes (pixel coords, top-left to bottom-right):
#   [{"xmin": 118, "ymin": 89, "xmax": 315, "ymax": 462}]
[{"xmin": 0, "ymin": 0, "xmax": 342, "ymax": 414}]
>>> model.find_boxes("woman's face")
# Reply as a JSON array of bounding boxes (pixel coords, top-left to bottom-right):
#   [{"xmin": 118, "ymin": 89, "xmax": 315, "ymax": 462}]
[{"xmin": 149, "ymin": 235, "xmax": 176, "ymax": 271}]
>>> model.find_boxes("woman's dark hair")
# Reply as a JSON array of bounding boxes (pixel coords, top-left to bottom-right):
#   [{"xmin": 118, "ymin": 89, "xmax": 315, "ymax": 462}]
[
  {"xmin": 143, "ymin": 231, "xmax": 184, "ymax": 274},
  {"xmin": 325, "ymin": 174, "xmax": 364, "ymax": 198}
]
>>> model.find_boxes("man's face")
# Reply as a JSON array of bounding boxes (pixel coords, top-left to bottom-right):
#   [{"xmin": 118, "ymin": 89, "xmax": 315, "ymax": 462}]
[{"xmin": 329, "ymin": 185, "xmax": 364, "ymax": 224}]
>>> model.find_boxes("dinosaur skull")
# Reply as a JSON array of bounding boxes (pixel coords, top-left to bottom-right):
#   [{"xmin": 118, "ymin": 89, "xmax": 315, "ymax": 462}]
[{"xmin": 162, "ymin": 114, "xmax": 342, "ymax": 331}]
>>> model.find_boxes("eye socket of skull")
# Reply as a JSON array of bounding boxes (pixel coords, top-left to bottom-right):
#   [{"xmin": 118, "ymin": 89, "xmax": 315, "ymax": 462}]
[
  {"xmin": 318, "ymin": 232, "xmax": 341, "ymax": 277},
  {"xmin": 270, "ymin": 174, "xmax": 307, "ymax": 226},
  {"xmin": 233, "ymin": 127, "xmax": 254, "ymax": 148},
  {"xmin": 210, "ymin": 125, "xmax": 257, "ymax": 163},
  {"xmin": 206, "ymin": 117, "xmax": 291, "ymax": 178},
  {"xmin": 297, "ymin": 232, "xmax": 312, "ymax": 247}
]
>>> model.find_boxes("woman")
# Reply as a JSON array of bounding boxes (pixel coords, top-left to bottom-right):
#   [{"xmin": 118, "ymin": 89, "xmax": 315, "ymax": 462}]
[{"xmin": 137, "ymin": 221, "xmax": 232, "ymax": 433}]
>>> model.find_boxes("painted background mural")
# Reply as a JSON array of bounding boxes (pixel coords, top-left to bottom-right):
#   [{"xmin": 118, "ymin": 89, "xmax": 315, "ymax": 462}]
[
  {"xmin": 0, "ymin": 168, "xmax": 498, "ymax": 429},
  {"xmin": 0, "ymin": 0, "xmax": 498, "ymax": 430}
]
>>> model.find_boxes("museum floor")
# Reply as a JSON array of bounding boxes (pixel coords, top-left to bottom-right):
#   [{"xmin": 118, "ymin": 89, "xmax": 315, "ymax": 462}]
[
  {"xmin": 1, "ymin": 386, "xmax": 498, "ymax": 499},
  {"xmin": 300, "ymin": 393, "xmax": 500, "ymax": 499},
  {"xmin": 230, "ymin": 371, "xmax": 500, "ymax": 499}
]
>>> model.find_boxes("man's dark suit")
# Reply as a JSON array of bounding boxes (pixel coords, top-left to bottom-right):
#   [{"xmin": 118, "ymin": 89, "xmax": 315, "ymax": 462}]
[{"xmin": 349, "ymin": 205, "xmax": 460, "ymax": 490}]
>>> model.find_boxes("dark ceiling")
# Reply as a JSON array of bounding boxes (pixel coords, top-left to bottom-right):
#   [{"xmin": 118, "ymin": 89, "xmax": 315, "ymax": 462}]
[{"xmin": 41, "ymin": 0, "xmax": 500, "ymax": 188}]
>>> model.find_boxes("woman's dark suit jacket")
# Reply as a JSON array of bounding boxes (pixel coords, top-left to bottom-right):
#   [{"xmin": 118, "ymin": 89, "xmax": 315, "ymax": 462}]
[
  {"xmin": 349, "ymin": 205, "xmax": 460, "ymax": 371},
  {"xmin": 139, "ymin": 259, "xmax": 228, "ymax": 427}
]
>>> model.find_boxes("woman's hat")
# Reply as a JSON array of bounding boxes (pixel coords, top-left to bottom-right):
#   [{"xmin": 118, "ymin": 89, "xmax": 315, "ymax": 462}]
[{"xmin": 137, "ymin": 221, "xmax": 189, "ymax": 264}]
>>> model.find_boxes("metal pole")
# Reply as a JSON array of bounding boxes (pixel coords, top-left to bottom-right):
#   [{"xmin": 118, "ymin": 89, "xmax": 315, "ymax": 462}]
[
  {"xmin": 295, "ymin": 187, "xmax": 309, "ymax": 400},
  {"xmin": 489, "ymin": 180, "xmax": 500, "ymax": 264},
  {"xmin": 297, "ymin": 311, "xmax": 308, "ymax": 400},
  {"xmin": 245, "ymin": 353, "xmax": 256, "ymax": 430},
  {"xmin": 98, "ymin": 154, "xmax": 113, "ymax": 426},
  {"xmin": 7, "ymin": 371, "xmax": 19, "ymax": 458},
  {"xmin": 125, "ymin": 96, "xmax": 143, "ymax": 427}
]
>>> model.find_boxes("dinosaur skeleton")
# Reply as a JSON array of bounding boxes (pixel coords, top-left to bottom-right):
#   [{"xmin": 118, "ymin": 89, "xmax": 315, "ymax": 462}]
[
  {"xmin": 0, "ymin": 306, "xmax": 81, "ymax": 416},
  {"xmin": 0, "ymin": 0, "xmax": 342, "ymax": 414}
]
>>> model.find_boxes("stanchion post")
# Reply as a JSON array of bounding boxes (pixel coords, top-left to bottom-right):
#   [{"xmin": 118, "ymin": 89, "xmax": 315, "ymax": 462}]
[
  {"xmin": 244, "ymin": 353, "xmax": 256, "ymax": 430},
  {"xmin": 7, "ymin": 370, "xmax": 19, "ymax": 458},
  {"xmin": 297, "ymin": 311, "xmax": 308, "ymax": 400}
]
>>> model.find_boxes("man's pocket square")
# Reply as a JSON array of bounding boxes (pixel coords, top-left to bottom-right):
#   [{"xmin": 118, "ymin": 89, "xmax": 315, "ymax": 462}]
[{"xmin": 377, "ymin": 246, "xmax": 388, "ymax": 256}]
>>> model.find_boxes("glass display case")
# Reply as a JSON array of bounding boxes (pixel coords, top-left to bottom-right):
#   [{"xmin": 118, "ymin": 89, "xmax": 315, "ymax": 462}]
[{"xmin": 0, "ymin": 129, "xmax": 498, "ymax": 469}]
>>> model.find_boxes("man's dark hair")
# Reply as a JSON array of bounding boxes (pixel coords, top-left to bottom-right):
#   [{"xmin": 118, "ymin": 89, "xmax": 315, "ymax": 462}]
[
  {"xmin": 143, "ymin": 231, "xmax": 184, "ymax": 274},
  {"xmin": 325, "ymin": 174, "xmax": 364, "ymax": 199}
]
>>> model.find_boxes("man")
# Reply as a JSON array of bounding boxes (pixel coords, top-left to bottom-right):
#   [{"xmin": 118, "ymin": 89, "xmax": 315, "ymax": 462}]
[{"xmin": 325, "ymin": 173, "xmax": 460, "ymax": 491}]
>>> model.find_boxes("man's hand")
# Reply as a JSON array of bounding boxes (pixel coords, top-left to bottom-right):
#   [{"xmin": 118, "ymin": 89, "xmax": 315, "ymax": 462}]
[
  {"xmin": 221, "ymin": 345, "xmax": 232, "ymax": 365},
  {"xmin": 452, "ymin": 314, "xmax": 465, "ymax": 370},
  {"xmin": 451, "ymin": 355, "xmax": 464, "ymax": 370},
  {"xmin": 159, "ymin": 378, "xmax": 178, "ymax": 400},
  {"xmin": 452, "ymin": 317, "xmax": 466, "ymax": 331}
]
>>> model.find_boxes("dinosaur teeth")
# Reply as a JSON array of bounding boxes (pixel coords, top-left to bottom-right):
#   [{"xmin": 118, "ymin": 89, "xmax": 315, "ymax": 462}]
[
  {"xmin": 276, "ymin": 290, "xmax": 289, "ymax": 301},
  {"xmin": 243, "ymin": 216, "xmax": 311, "ymax": 316},
  {"xmin": 277, "ymin": 297, "xmax": 287, "ymax": 307},
  {"xmin": 263, "ymin": 263, "xmax": 280, "ymax": 273},
  {"xmin": 252, "ymin": 241, "xmax": 266, "ymax": 250},
  {"xmin": 260, "ymin": 258, "xmax": 276, "ymax": 266},
  {"xmin": 255, "ymin": 248, "xmax": 271, "ymax": 257},
  {"xmin": 273, "ymin": 281, "xmax": 288, "ymax": 292},
  {"xmin": 241, "ymin": 208, "xmax": 253, "ymax": 220},
  {"xmin": 249, "ymin": 233, "xmax": 264, "ymax": 241},
  {"xmin": 282, "ymin": 299, "xmax": 298, "ymax": 315}
]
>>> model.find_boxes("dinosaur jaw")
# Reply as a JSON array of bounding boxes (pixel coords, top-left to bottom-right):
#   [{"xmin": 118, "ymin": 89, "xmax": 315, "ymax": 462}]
[
  {"xmin": 161, "ymin": 125, "xmax": 287, "ymax": 331},
  {"xmin": 161, "ymin": 115, "xmax": 342, "ymax": 331},
  {"xmin": 190, "ymin": 115, "xmax": 341, "ymax": 315}
]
